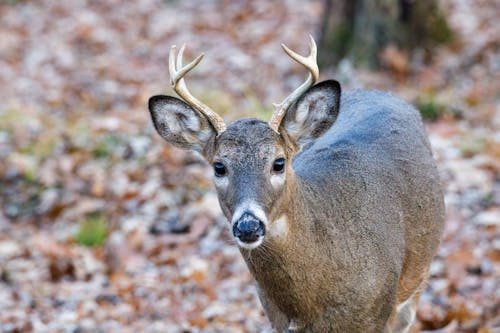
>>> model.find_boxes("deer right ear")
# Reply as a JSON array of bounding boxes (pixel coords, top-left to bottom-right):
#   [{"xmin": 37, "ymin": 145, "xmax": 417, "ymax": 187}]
[
  {"xmin": 148, "ymin": 95, "xmax": 216, "ymax": 153},
  {"xmin": 281, "ymin": 80, "xmax": 341, "ymax": 148}
]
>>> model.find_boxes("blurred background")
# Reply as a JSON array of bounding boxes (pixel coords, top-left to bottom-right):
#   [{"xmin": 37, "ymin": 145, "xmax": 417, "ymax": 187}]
[{"xmin": 0, "ymin": 0, "xmax": 498, "ymax": 332}]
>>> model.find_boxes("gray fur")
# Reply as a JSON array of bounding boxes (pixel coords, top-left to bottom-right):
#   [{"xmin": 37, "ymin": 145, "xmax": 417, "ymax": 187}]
[{"xmin": 148, "ymin": 83, "xmax": 444, "ymax": 333}]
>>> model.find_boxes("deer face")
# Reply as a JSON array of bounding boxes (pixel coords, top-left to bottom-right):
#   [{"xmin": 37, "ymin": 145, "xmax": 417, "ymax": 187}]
[{"xmin": 210, "ymin": 119, "xmax": 290, "ymax": 249}]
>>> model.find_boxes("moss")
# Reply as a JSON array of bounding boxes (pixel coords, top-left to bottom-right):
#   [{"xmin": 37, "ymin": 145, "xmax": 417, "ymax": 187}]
[
  {"xmin": 418, "ymin": 100, "xmax": 443, "ymax": 121},
  {"xmin": 415, "ymin": 94, "xmax": 446, "ymax": 121},
  {"xmin": 424, "ymin": 10, "xmax": 454, "ymax": 47},
  {"xmin": 75, "ymin": 214, "xmax": 108, "ymax": 247}
]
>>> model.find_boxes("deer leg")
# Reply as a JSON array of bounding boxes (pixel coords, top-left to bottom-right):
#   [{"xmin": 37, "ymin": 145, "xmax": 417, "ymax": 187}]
[
  {"xmin": 389, "ymin": 292, "xmax": 419, "ymax": 333},
  {"xmin": 286, "ymin": 319, "xmax": 305, "ymax": 333}
]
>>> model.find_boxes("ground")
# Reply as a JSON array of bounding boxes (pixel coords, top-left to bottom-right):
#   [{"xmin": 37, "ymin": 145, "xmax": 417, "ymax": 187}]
[{"xmin": 0, "ymin": 0, "xmax": 498, "ymax": 332}]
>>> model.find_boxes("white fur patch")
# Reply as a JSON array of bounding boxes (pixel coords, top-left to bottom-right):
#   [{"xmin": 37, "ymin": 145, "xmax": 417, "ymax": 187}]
[
  {"xmin": 213, "ymin": 175, "xmax": 228, "ymax": 189},
  {"xmin": 164, "ymin": 111, "xmax": 182, "ymax": 132},
  {"xmin": 295, "ymin": 100, "xmax": 310, "ymax": 123},
  {"xmin": 236, "ymin": 237, "xmax": 263, "ymax": 250},
  {"xmin": 164, "ymin": 108, "xmax": 201, "ymax": 133},
  {"xmin": 231, "ymin": 201, "xmax": 268, "ymax": 227},
  {"xmin": 270, "ymin": 173, "xmax": 285, "ymax": 188},
  {"xmin": 181, "ymin": 111, "xmax": 201, "ymax": 131},
  {"xmin": 395, "ymin": 294, "xmax": 417, "ymax": 333},
  {"xmin": 268, "ymin": 215, "xmax": 288, "ymax": 239},
  {"xmin": 284, "ymin": 120, "xmax": 300, "ymax": 137},
  {"xmin": 396, "ymin": 297, "xmax": 411, "ymax": 313}
]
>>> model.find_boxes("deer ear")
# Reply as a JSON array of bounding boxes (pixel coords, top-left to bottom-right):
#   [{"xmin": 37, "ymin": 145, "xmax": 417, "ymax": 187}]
[
  {"xmin": 281, "ymin": 80, "xmax": 341, "ymax": 148},
  {"xmin": 148, "ymin": 95, "xmax": 216, "ymax": 154}
]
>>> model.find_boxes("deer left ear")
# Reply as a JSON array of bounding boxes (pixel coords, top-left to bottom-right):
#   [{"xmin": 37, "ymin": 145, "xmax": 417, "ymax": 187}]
[
  {"xmin": 280, "ymin": 80, "xmax": 341, "ymax": 147},
  {"xmin": 148, "ymin": 95, "xmax": 216, "ymax": 154}
]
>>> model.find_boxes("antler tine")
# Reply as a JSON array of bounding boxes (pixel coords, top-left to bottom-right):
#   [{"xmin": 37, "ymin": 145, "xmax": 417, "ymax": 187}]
[
  {"xmin": 281, "ymin": 35, "xmax": 319, "ymax": 82},
  {"xmin": 269, "ymin": 35, "xmax": 319, "ymax": 133},
  {"xmin": 168, "ymin": 44, "xmax": 226, "ymax": 135},
  {"xmin": 169, "ymin": 44, "xmax": 203, "ymax": 86}
]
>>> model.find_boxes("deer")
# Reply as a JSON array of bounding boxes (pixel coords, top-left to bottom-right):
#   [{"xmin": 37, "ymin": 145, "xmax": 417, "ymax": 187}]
[{"xmin": 148, "ymin": 36, "xmax": 444, "ymax": 333}]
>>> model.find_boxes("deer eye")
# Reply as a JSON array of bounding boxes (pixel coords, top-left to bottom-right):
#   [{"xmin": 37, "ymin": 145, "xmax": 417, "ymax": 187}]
[
  {"xmin": 213, "ymin": 162, "xmax": 227, "ymax": 177},
  {"xmin": 272, "ymin": 158, "xmax": 285, "ymax": 174}
]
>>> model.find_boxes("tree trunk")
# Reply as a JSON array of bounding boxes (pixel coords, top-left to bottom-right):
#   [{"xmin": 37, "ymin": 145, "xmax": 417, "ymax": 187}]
[{"xmin": 317, "ymin": 0, "xmax": 452, "ymax": 68}]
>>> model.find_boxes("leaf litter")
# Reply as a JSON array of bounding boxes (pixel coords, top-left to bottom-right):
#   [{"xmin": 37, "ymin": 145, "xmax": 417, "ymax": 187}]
[{"xmin": 0, "ymin": 0, "xmax": 498, "ymax": 332}]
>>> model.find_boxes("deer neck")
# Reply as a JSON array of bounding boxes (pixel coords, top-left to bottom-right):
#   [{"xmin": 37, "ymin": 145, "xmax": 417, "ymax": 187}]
[{"xmin": 240, "ymin": 173, "xmax": 327, "ymax": 320}]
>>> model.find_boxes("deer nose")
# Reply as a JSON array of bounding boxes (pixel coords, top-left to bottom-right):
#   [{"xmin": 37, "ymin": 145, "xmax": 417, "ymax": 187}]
[{"xmin": 233, "ymin": 212, "xmax": 266, "ymax": 243}]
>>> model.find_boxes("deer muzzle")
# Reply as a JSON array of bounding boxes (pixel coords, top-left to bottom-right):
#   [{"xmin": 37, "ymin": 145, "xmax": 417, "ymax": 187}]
[{"xmin": 233, "ymin": 212, "xmax": 266, "ymax": 246}]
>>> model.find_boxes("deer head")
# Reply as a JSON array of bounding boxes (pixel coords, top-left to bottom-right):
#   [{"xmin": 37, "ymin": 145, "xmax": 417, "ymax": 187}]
[{"xmin": 149, "ymin": 36, "xmax": 340, "ymax": 250}]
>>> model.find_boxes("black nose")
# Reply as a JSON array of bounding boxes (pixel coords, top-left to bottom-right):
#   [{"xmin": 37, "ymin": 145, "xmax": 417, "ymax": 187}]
[{"xmin": 233, "ymin": 212, "xmax": 266, "ymax": 243}]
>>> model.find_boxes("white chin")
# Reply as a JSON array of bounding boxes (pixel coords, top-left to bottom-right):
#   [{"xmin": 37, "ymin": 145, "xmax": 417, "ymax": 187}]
[{"xmin": 236, "ymin": 237, "xmax": 263, "ymax": 250}]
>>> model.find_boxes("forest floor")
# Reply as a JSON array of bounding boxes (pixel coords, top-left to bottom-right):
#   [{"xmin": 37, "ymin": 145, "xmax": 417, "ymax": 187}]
[{"xmin": 0, "ymin": 0, "xmax": 498, "ymax": 332}]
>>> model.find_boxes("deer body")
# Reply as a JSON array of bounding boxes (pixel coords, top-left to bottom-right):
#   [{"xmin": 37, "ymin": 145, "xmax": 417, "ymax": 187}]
[
  {"xmin": 148, "ymin": 38, "xmax": 444, "ymax": 332},
  {"xmin": 238, "ymin": 90, "xmax": 444, "ymax": 332}
]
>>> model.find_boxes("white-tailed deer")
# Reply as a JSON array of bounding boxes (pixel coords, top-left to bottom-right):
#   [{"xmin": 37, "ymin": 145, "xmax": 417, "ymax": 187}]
[{"xmin": 148, "ymin": 36, "xmax": 444, "ymax": 333}]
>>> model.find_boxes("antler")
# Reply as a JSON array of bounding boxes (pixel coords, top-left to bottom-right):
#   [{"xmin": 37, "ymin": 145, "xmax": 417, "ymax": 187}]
[
  {"xmin": 269, "ymin": 35, "xmax": 319, "ymax": 133},
  {"xmin": 169, "ymin": 44, "xmax": 226, "ymax": 135}
]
